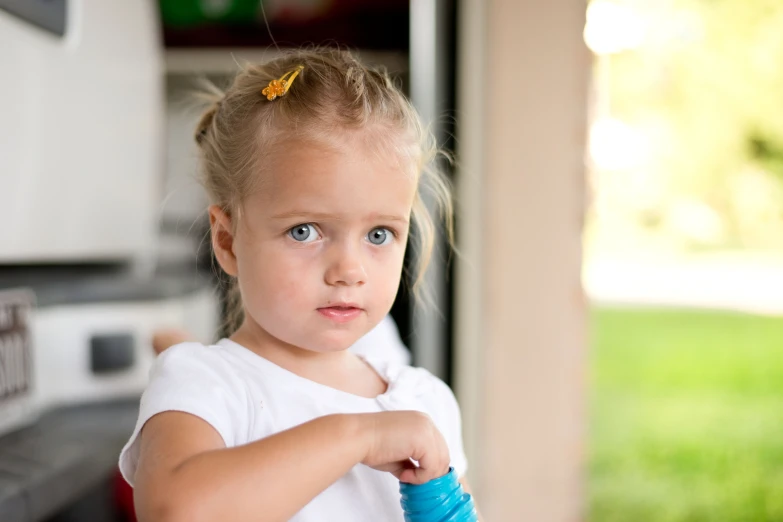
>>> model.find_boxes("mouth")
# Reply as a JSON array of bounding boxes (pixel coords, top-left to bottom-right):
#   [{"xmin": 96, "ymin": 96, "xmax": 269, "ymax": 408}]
[{"xmin": 317, "ymin": 304, "xmax": 363, "ymax": 323}]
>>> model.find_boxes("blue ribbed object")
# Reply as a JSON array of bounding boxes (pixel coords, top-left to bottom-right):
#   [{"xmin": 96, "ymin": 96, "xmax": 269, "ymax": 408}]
[{"xmin": 399, "ymin": 468, "xmax": 478, "ymax": 522}]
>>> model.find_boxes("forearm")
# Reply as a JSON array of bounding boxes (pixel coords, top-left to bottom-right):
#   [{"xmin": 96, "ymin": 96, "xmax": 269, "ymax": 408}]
[{"xmin": 137, "ymin": 414, "xmax": 368, "ymax": 522}]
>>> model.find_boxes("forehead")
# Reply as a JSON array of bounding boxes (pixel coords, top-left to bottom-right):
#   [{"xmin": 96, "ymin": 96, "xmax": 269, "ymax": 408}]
[{"xmin": 249, "ymin": 136, "xmax": 417, "ymax": 217}]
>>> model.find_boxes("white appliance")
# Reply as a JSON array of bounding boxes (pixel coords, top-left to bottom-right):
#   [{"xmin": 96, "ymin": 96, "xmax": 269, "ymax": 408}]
[
  {"xmin": 0, "ymin": 0, "xmax": 220, "ymax": 438},
  {"xmin": 0, "ymin": 0, "xmax": 162, "ymax": 264},
  {"xmin": 32, "ymin": 278, "xmax": 218, "ymax": 409}
]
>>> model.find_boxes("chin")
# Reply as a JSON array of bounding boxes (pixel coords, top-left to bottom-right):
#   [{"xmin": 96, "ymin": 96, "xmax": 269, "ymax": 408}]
[{"xmin": 309, "ymin": 329, "xmax": 364, "ymax": 353}]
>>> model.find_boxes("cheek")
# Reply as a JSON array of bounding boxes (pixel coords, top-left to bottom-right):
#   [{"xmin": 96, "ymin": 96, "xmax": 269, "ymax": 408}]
[
  {"xmin": 236, "ymin": 242, "xmax": 319, "ymax": 307},
  {"xmin": 368, "ymin": 246, "xmax": 406, "ymax": 299},
  {"xmin": 274, "ymin": 273, "xmax": 312, "ymax": 305}
]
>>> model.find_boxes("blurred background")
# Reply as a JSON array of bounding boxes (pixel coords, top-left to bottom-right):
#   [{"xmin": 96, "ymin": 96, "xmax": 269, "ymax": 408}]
[
  {"xmin": 583, "ymin": 2, "xmax": 783, "ymax": 521},
  {"xmin": 0, "ymin": 0, "xmax": 781, "ymax": 521}
]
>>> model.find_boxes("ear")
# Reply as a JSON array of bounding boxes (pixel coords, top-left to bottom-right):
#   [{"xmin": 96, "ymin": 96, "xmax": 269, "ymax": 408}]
[{"xmin": 209, "ymin": 205, "xmax": 238, "ymax": 277}]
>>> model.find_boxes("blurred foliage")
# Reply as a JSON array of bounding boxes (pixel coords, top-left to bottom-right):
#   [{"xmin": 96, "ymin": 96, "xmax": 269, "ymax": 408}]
[
  {"xmin": 589, "ymin": 307, "xmax": 783, "ymax": 521},
  {"xmin": 593, "ymin": 0, "xmax": 783, "ymax": 253}
]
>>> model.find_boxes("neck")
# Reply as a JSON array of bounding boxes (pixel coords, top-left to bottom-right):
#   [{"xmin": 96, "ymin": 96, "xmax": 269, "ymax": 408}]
[
  {"xmin": 229, "ymin": 319, "xmax": 354, "ymax": 377},
  {"xmin": 228, "ymin": 318, "xmax": 388, "ymax": 398}
]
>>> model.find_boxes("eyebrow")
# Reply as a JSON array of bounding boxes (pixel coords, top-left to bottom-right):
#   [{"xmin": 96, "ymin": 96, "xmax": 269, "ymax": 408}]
[{"xmin": 271, "ymin": 211, "xmax": 409, "ymax": 224}]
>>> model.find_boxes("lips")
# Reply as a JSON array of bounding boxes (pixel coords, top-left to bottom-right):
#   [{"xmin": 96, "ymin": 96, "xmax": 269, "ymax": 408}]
[{"xmin": 317, "ymin": 304, "xmax": 363, "ymax": 323}]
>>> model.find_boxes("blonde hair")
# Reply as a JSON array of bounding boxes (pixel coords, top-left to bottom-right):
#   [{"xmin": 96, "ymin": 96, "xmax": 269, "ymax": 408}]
[{"xmin": 195, "ymin": 48, "xmax": 453, "ymax": 333}]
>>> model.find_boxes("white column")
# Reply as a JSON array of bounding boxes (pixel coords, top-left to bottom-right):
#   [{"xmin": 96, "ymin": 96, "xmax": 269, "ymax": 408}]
[{"xmin": 454, "ymin": 1, "xmax": 590, "ymax": 520}]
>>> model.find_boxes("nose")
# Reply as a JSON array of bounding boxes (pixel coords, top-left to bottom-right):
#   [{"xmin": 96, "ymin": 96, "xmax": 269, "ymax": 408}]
[{"xmin": 324, "ymin": 243, "xmax": 367, "ymax": 287}]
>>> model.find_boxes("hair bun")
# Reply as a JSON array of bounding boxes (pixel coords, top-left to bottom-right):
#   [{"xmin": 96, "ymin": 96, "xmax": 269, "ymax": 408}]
[{"xmin": 194, "ymin": 101, "xmax": 220, "ymax": 145}]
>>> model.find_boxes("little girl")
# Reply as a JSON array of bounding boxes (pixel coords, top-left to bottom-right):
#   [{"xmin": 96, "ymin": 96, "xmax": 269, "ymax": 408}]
[{"xmin": 119, "ymin": 48, "xmax": 476, "ymax": 522}]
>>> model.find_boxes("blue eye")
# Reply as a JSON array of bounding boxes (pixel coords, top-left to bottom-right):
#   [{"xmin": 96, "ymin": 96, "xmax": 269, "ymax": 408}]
[
  {"xmin": 367, "ymin": 227, "xmax": 393, "ymax": 246},
  {"xmin": 289, "ymin": 224, "xmax": 319, "ymax": 243}
]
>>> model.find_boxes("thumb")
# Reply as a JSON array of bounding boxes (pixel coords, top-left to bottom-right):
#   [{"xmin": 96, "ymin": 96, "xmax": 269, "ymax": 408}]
[{"xmin": 399, "ymin": 466, "xmax": 429, "ymax": 485}]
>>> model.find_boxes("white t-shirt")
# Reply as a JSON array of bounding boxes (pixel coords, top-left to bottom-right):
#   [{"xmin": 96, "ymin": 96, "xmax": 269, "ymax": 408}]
[
  {"xmin": 119, "ymin": 339, "xmax": 467, "ymax": 522},
  {"xmin": 350, "ymin": 315, "xmax": 411, "ymax": 367}
]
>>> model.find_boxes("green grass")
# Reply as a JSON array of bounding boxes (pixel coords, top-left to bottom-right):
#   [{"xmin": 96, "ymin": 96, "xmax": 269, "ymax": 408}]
[{"xmin": 589, "ymin": 307, "xmax": 783, "ymax": 522}]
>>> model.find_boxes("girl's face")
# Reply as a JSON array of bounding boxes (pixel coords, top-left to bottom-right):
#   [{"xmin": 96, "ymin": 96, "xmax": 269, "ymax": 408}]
[{"xmin": 211, "ymin": 137, "xmax": 417, "ymax": 353}]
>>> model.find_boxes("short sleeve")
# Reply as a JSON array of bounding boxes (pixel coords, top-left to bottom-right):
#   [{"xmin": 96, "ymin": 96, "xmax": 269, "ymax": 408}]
[
  {"xmin": 410, "ymin": 371, "xmax": 468, "ymax": 478},
  {"xmin": 118, "ymin": 342, "xmax": 248, "ymax": 487},
  {"xmin": 432, "ymin": 379, "xmax": 469, "ymax": 478}
]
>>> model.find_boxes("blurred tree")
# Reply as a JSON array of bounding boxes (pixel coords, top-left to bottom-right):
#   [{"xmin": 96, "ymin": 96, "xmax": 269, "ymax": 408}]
[{"xmin": 604, "ymin": 0, "xmax": 783, "ymax": 251}]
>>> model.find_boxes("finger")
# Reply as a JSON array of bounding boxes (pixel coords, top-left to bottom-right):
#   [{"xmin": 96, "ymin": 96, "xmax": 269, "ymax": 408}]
[
  {"xmin": 399, "ymin": 467, "xmax": 426, "ymax": 485},
  {"xmin": 403, "ymin": 464, "xmax": 443, "ymax": 485},
  {"xmin": 439, "ymin": 441, "xmax": 452, "ymax": 477},
  {"xmin": 386, "ymin": 460, "xmax": 417, "ymax": 480},
  {"xmin": 433, "ymin": 432, "xmax": 451, "ymax": 478},
  {"xmin": 404, "ymin": 453, "xmax": 440, "ymax": 484}
]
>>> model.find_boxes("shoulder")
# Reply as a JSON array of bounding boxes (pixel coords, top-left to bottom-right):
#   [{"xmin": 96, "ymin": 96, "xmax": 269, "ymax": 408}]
[
  {"xmin": 154, "ymin": 341, "xmax": 231, "ymax": 368},
  {"xmin": 419, "ymin": 371, "xmax": 460, "ymax": 417},
  {"xmin": 140, "ymin": 341, "xmax": 250, "ymax": 435},
  {"xmin": 394, "ymin": 365, "xmax": 456, "ymax": 400},
  {"xmin": 150, "ymin": 341, "xmax": 241, "ymax": 386},
  {"xmin": 388, "ymin": 365, "xmax": 461, "ymax": 422},
  {"xmin": 120, "ymin": 342, "xmax": 250, "ymax": 485}
]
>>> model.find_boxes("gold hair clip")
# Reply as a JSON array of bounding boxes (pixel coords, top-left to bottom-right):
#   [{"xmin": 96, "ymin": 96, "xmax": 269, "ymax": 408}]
[{"xmin": 262, "ymin": 65, "xmax": 304, "ymax": 101}]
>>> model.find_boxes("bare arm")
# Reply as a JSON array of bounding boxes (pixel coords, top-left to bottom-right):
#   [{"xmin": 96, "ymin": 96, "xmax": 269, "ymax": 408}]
[{"xmin": 134, "ymin": 410, "xmax": 449, "ymax": 522}]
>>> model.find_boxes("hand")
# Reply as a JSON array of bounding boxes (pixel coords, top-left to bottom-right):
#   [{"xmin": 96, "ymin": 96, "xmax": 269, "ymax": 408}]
[
  {"xmin": 151, "ymin": 328, "xmax": 193, "ymax": 354},
  {"xmin": 358, "ymin": 411, "xmax": 451, "ymax": 485}
]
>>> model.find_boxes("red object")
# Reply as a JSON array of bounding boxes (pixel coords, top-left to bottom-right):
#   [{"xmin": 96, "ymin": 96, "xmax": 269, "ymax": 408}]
[{"xmin": 114, "ymin": 468, "xmax": 137, "ymax": 522}]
